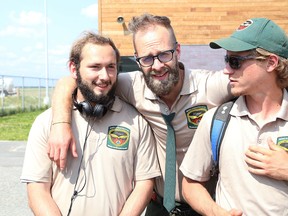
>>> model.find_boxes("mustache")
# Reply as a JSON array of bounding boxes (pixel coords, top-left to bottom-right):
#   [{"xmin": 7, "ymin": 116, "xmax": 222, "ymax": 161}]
[
  {"xmin": 92, "ymin": 80, "xmax": 111, "ymax": 86},
  {"xmin": 150, "ymin": 68, "xmax": 169, "ymax": 76}
]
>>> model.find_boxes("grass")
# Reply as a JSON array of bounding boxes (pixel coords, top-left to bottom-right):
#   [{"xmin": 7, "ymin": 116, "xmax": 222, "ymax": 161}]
[{"xmin": 0, "ymin": 109, "xmax": 46, "ymax": 141}]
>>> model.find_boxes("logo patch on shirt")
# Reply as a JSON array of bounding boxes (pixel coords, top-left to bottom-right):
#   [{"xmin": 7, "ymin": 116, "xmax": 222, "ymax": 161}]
[
  {"xmin": 185, "ymin": 105, "xmax": 208, "ymax": 129},
  {"xmin": 276, "ymin": 136, "xmax": 288, "ymax": 151},
  {"xmin": 107, "ymin": 126, "xmax": 130, "ymax": 150}
]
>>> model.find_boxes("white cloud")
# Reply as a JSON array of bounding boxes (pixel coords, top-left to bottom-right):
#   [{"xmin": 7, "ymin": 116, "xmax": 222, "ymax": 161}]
[
  {"xmin": 49, "ymin": 45, "xmax": 69, "ymax": 56},
  {"xmin": 5, "ymin": 51, "xmax": 17, "ymax": 59},
  {"xmin": 0, "ymin": 10, "xmax": 46, "ymax": 38},
  {"xmin": 22, "ymin": 46, "xmax": 33, "ymax": 52},
  {"xmin": 35, "ymin": 42, "xmax": 44, "ymax": 50},
  {"xmin": 81, "ymin": 3, "xmax": 98, "ymax": 18},
  {"xmin": 9, "ymin": 11, "xmax": 45, "ymax": 26},
  {"xmin": 22, "ymin": 43, "xmax": 43, "ymax": 52},
  {"xmin": 0, "ymin": 25, "xmax": 44, "ymax": 37}
]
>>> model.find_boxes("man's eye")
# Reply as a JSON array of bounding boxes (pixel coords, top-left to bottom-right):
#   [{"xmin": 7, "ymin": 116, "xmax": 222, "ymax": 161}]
[
  {"xmin": 91, "ymin": 65, "xmax": 100, "ymax": 68},
  {"xmin": 159, "ymin": 52, "xmax": 170, "ymax": 58},
  {"xmin": 142, "ymin": 56, "xmax": 152, "ymax": 63},
  {"xmin": 108, "ymin": 65, "xmax": 116, "ymax": 69}
]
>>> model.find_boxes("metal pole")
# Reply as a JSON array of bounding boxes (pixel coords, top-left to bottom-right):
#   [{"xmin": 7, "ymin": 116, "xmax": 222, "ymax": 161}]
[{"xmin": 43, "ymin": 0, "xmax": 49, "ymax": 105}]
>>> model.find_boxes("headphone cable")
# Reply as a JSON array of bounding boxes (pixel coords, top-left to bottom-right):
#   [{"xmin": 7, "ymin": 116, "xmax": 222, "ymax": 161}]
[{"xmin": 67, "ymin": 119, "xmax": 93, "ymax": 216}]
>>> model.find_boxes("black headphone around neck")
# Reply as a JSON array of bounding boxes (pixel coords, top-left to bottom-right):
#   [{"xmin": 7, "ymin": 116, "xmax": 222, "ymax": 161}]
[{"xmin": 72, "ymin": 88, "xmax": 114, "ymax": 119}]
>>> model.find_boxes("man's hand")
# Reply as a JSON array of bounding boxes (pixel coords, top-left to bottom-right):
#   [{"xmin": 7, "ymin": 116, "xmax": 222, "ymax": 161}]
[
  {"xmin": 227, "ymin": 209, "xmax": 243, "ymax": 216},
  {"xmin": 47, "ymin": 123, "xmax": 77, "ymax": 170},
  {"xmin": 245, "ymin": 137, "xmax": 288, "ymax": 181}
]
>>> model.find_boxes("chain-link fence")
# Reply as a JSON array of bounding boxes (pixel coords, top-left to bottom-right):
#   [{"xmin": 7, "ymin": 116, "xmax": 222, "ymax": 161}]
[{"xmin": 0, "ymin": 75, "xmax": 58, "ymax": 115}]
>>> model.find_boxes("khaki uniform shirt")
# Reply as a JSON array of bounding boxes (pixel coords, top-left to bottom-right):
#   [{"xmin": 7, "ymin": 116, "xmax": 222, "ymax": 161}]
[
  {"xmin": 180, "ymin": 93, "xmax": 288, "ymax": 215},
  {"xmin": 21, "ymin": 97, "xmax": 161, "ymax": 216},
  {"xmin": 117, "ymin": 67, "xmax": 231, "ymax": 202}
]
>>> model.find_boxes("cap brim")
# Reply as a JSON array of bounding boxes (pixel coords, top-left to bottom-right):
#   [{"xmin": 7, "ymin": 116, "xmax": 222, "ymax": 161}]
[{"xmin": 209, "ymin": 37, "xmax": 256, "ymax": 52}]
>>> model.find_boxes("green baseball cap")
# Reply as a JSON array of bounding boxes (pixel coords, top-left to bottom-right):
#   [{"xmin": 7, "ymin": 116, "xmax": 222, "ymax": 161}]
[{"xmin": 210, "ymin": 18, "xmax": 288, "ymax": 59}]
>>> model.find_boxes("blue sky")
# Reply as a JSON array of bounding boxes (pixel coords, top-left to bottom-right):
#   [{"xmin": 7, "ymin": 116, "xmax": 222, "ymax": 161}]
[{"xmin": 0, "ymin": 0, "xmax": 98, "ymax": 79}]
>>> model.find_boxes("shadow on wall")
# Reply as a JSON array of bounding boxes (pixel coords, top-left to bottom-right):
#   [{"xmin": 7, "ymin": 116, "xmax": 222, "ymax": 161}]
[
  {"xmin": 180, "ymin": 45, "xmax": 226, "ymax": 71},
  {"xmin": 118, "ymin": 45, "xmax": 226, "ymax": 73}
]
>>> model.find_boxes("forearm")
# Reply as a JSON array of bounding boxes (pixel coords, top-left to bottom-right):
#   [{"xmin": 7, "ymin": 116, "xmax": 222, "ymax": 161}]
[
  {"xmin": 48, "ymin": 76, "xmax": 78, "ymax": 169},
  {"xmin": 182, "ymin": 177, "xmax": 228, "ymax": 216},
  {"xmin": 119, "ymin": 179, "xmax": 154, "ymax": 216},
  {"xmin": 52, "ymin": 76, "xmax": 76, "ymax": 123},
  {"xmin": 27, "ymin": 182, "xmax": 62, "ymax": 216}
]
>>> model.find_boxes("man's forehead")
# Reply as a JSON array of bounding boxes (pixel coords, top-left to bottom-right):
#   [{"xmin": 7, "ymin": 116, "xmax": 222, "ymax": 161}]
[{"xmin": 134, "ymin": 26, "xmax": 173, "ymax": 56}]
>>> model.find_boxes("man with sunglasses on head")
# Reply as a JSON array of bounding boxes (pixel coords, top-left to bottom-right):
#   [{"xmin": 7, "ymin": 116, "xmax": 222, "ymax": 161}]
[
  {"xmin": 48, "ymin": 14, "xmax": 232, "ymax": 215},
  {"xmin": 181, "ymin": 18, "xmax": 288, "ymax": 215}
]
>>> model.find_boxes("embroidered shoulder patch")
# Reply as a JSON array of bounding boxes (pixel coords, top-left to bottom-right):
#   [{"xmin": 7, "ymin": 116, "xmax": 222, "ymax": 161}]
[
  {"xmin": 276, "ymin": 136, "xmax": 288, "ymax": 151},
  {"xmin": 236, "ymin": 19, "xmax": 253, "ymax": 31},
  {"xmin": 185, "ymin": 105, "xmax": 208, "ymax": 129},
  {"xmin": 107, "ymin": 126, "xmax": 130, "ymax": 150}
]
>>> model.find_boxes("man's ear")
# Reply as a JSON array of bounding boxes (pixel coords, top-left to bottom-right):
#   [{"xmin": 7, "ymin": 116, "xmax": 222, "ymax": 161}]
[
  {"xmin": 69, "ymin": 61, "xmax": 77, "ymax": 78},
  {"xmin": 175, "ymin": 42, "xmax": 181, "ymax": 60},
  {"xmin": 134, "ymin": 52, "xmax": 141, "ymax": 68},
  {"xmin": 266, "ymin": 54, "xmax": 279, "ymax": 72}
]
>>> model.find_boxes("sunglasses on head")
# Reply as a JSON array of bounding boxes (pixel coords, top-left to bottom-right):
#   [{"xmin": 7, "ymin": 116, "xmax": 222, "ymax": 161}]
[{"xmin": 224, "ymin": 55, "xmax": 256, "ymax": 69}]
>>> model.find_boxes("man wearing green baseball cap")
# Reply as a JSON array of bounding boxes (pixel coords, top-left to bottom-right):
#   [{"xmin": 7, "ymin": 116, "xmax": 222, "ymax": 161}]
[
  {"xmin": 181, "ymin": 18, "xmax": 288, "ymax": 215},
  {"xmin": 210, "ymin": 18, "xmax": 288, "ymax": 59}
]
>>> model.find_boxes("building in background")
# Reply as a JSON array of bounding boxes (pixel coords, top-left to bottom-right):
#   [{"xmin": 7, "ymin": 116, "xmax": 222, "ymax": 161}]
[{"xmin": 97, "ymin": 0, "xmax": 288, "ymax": 72}]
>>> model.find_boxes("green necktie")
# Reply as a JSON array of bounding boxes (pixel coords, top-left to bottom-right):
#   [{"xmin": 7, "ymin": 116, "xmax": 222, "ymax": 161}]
[{"xmin": 162, "ymin": 113, "xmax": 176, "ymax": 212}]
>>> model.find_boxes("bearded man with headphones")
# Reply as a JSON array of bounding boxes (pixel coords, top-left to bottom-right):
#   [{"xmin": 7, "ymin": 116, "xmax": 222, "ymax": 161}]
[{"xmin": 21, "ymin": 32, "xmax": 160, "ymax": 216}]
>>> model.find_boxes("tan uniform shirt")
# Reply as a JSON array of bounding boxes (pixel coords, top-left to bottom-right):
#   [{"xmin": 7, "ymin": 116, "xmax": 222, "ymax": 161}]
[
  {"xmin": 117, "ymin": 67, "xmax": 231, "ymax": 202},
  {"xmin": 21, "ymin": 97, "xmax": 161, "ymax": 216},
  {"xmin": 180, "ymin": 94, "xmax": 288, "ymax": 215}
]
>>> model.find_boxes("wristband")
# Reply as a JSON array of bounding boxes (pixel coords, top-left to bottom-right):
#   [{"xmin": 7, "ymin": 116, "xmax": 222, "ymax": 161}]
[{"xmin": 51, "ymin": 121, "xmax": 71, "ymax": 126}]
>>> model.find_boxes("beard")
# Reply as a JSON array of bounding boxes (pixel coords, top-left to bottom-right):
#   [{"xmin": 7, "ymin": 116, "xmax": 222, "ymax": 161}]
[
  {"xmin": 142, "ymin": 60, "xmax": 179, "ymax": 97},
  {"xmin": 76, "ymin": 70, "xmax": 116, "ymax": 106}
]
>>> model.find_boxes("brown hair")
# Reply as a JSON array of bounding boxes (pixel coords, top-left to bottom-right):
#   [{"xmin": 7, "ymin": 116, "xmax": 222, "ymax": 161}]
[
  {"xmin": 255, "ymin": 48, "xmax": 288, "ymax": 88},
  {"xmin": 128, "ymin": 13, "xmax": 177, "ymax": 52},
  {"xmin": 69, "ymin": 31, "xmax": 120, "ymax": 71}
]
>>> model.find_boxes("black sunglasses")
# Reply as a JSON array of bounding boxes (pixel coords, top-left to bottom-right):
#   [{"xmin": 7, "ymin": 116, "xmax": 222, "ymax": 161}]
[{"xmin": 224, "ymin": 55, "xmax": 256, "ymax": 69}]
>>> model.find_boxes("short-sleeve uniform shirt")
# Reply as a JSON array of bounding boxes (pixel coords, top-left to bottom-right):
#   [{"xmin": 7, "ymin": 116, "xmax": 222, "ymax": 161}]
[
  {"xmin": 180, "ymin": 93, "xmax": 288, "ymax": 215},
  {"xmin": 117, "ymin": 66, "xmax": 231, "ymax": 201},
  {"xmin": 21, "ymin": 97, "xmax": 161, "ymax": 216}
]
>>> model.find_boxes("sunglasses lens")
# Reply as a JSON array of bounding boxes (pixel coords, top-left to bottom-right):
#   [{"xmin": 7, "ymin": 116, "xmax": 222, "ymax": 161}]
[
  {"xmin": 230, "ymin": 57, "xmax": 241, "ymax": 69},
  {"xmin": 225, "ymin": 56, "xmax": 240, "ymax": 69}
]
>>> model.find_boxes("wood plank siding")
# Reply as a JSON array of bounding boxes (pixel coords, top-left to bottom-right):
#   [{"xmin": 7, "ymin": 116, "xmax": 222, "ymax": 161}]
[{"xmin": 98, "ymin": 0, "xmax": 288, "ymax": 56}]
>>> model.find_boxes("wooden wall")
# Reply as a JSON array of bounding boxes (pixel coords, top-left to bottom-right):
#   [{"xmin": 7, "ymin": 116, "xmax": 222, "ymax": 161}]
[{"xmin": 98, "ymin": 0, "xmax": 288, "ymax": 56}]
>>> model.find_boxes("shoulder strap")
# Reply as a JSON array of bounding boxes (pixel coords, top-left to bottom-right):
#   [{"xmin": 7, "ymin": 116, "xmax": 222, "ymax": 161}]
[{"xmin": 210, "ymin": 100, "xmax": 235, "ymax": 175}]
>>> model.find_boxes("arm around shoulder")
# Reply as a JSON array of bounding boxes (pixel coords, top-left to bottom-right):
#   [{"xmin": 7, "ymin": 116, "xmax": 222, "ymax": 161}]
[
  {"xmin": 51, "ymin": 76, "xmax": 76, "ymax": 122},
  {"xmin": 47, "ymin": 76, "xmax": 77, "ymax": 170}
]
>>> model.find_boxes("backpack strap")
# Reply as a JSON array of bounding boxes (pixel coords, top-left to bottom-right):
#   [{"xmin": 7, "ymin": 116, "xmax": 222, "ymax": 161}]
[{"xmin": 210, "ymin": 100, "xmax": 235, "ymax": 176}]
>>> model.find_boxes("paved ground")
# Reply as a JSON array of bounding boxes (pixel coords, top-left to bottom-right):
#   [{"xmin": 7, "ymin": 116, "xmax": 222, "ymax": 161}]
[
  {"xmin": 0, "ymin": 141, "xmax": 147, "ymax": 216},
  {"xmin": 0, "ymin": 141, "xmax": 33, "ymax": 216}
]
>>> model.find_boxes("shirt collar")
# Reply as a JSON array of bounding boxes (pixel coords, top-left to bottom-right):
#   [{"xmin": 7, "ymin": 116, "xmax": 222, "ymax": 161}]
[{"xmin": 231, "ymin": 90, "xmax": 288, "ymax": 121}]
